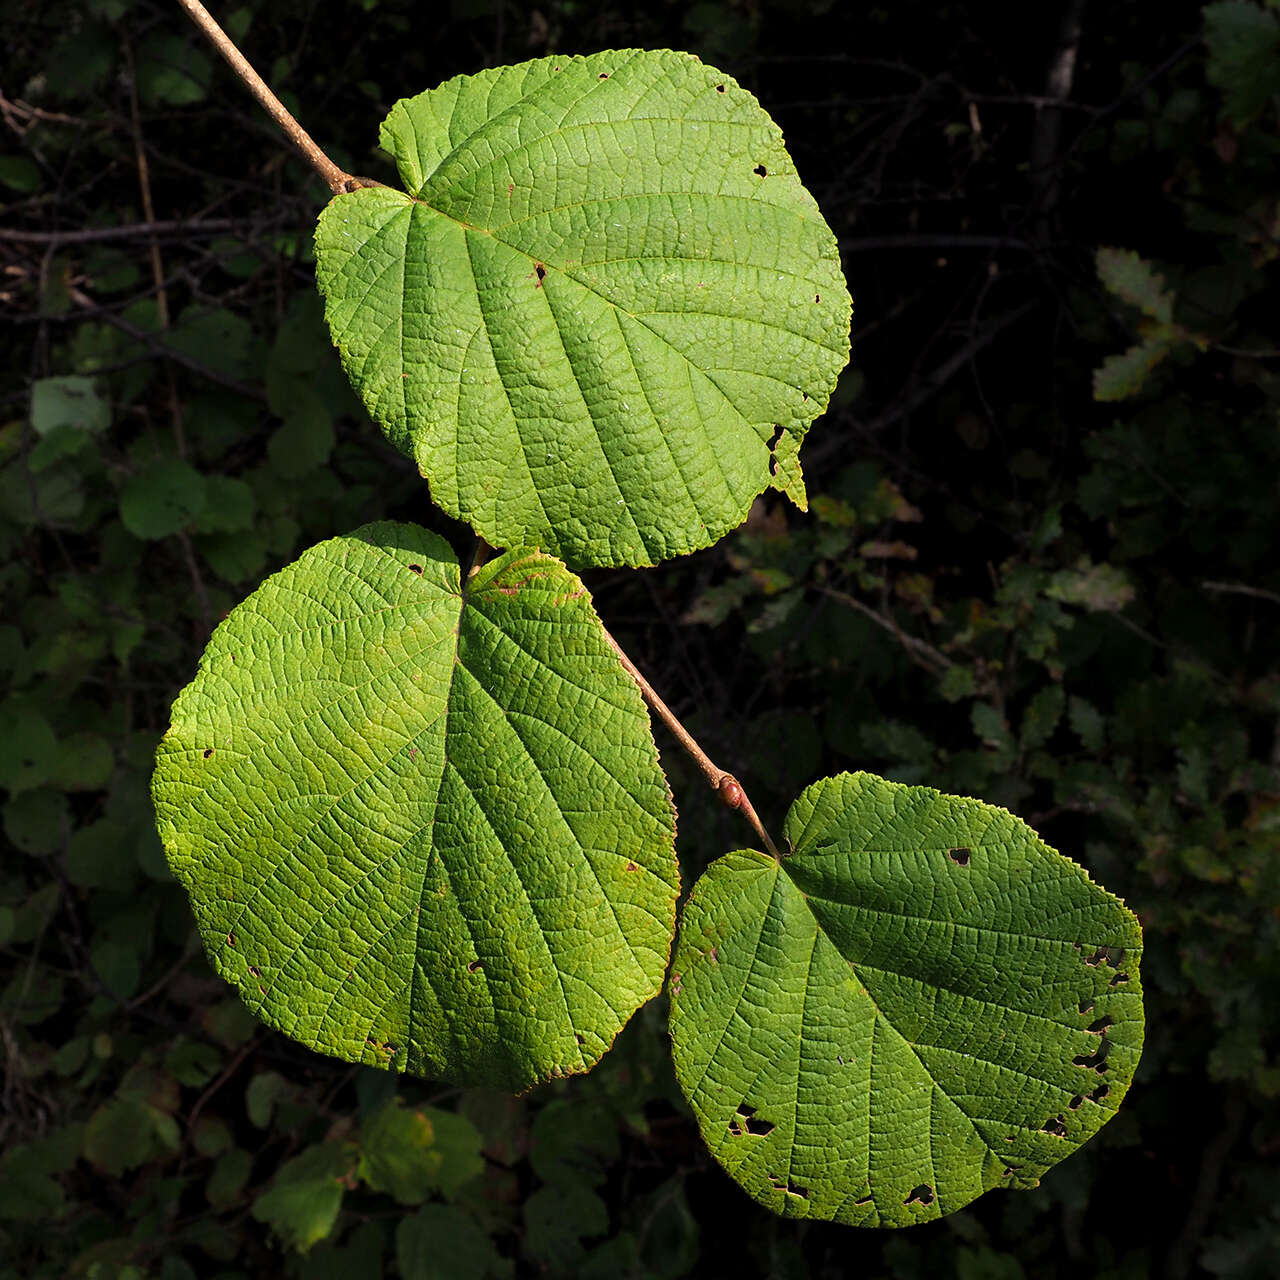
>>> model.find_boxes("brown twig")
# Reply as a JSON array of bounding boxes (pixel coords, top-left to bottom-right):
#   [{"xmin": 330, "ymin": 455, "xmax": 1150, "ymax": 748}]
[
  {"xmin": 816, "ymin": 584, "xmax": 954, "ymax": 676},
  {"xmin": 123, "ymin": 37, "xmax": 170, "ymax": 329},
  {"xmin": 601, "ymin": 627, "xmax": 782, "ymax": 860},
  {"xmin": 0, "ymin": 217, "xmax": 246, "ymax": 246},
  {"xmin": 65, "ymin": 282, "xmax": 264, "ymax": 399},
  {"xmin": 175, "ymin": 0, "xmax": 376, "ymax": 195},
  {"xmin": 1202, "ymin": 580, "xmax": 1280, "ymax": 606}
]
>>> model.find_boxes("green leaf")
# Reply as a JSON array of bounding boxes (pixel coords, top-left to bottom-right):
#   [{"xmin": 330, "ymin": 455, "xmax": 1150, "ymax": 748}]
[
  {"xmin": 267, "ymin": 395, "xmax": 336, "ymax": 477},
  {"xmin": 357, "ymin": 1099, "xmax": 484, "ymax": 1203},
  {"xmin": 153, "ymin": 521, "xmax": 678, "ymax": 1090},
  {"xmin": 315, "ymin": 50, "xmax": 850, "ymax": 568},
  {"xmin": 206, "ymin": 1147, "xmax": 253, "ymax": 1208},
  {"xmin": 30, "ymin": 375, "xmax": 110, "ymax": 436},
  {"xmin": 768, "ymin": 429, "xmax": 808, "ymax": 512},
  {"xmin": 191, "ymin": 476, "xmax": 256, "ymax": 535},
  {"xmin": 136, "ymin": 32, "xmax": 213, "ymax": 107},
  {"xmin": 3, "ymin": 788, "xmax": 70, "ymax": 856},
  {"xmin": 0, "ymin": 154, "xmax": 41, "ymax": 193},
  {"xmin": 90, "ymin": 937, "xmax": 142, "ymax": 999},
  {"xmin": 525, "ymin": 1183, "xmax": 608, "ymax": 1272},
  {"xmin": 1045, "ymin": 559, "xmax": 1135, "ymax": 612},
  {"xmin": 65, "ymin": 819, "xmax": 138, "ymax": 889},
  {"xmin": 29, "ymin": 423, "xmax": 95, "ymax": 473},
  {"xmin": 1094, "ymin": 248, "xmax": 1174, "ymax": 324},
  {"xmin": 0, "ymin": 706, "xmax": 57, "ymax": 792},
  {"xmin": 1092, "ymin": 337, "xmax": 1173, "ymax": 401},
  {"xmin": 1204, "ymin": 1, "xmax": 1280, "ymax": 124},
  {"xmin": 198, "ymin": 530, "xmax": 269, "ymax": 584},
  {"xmin": 251, "ymin": 1142, "xmax": 353, "ymax": 1254},
  {"xmin": 119, "ymin": 458, "xmax": 207, "ymax": 540},
  {"xmin": 528, "ymin": 1099, "xmax": 618, "ymax": 1188},
  {"xmin": 83, "ymin": 1098, "xmax": 177, "ymax": 1178},
  {"xmin": 164, "ymin": 307, "xmax": 254, "ymax": 380},
  {"xmin": 1019, "ymin": 685, "xmax": 1065, "ymax": 753},
  {"xmin": 0, "ymin": 457, "xmax": 84, "ymax": 525},
  {"xmin": 48, "ymin": 731, "xmax": 114, "ymax": 791},
  {"xmin": 246, "ymin": 1071, "xmax": 294, "ymax": 1129},
  {"xmin": 1067, "ymin": 697, "xmax": 1107, "ymax": 752},
  {"xmin": 396, "ymin": 1204, "xmax": 502, "ymax": 1280},
  {"xmin": 668, "ymin": 771, "xmax": 1143, "ymax": 1227}
]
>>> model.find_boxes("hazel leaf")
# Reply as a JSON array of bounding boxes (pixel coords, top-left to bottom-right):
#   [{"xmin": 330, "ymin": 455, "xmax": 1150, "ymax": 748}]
[
  {"xmin": 153, "ymin": 522, "xmax": 678, "ymax": 1090},
  {"xmin": 669, "ymin": 771, "xmax": 1143, "ymax": 1227},
  {"xmin": 315, "ymin": 50, "xmax": 849, "ymax": 569}
]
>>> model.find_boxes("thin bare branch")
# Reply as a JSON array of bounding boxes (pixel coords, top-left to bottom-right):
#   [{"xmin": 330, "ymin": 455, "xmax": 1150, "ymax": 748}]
[
  {"xmin": 1202, "ymin": 580, "xmax": 1280, "ymax": 606},
  {"xmin": 601, "ymin": 626, "xmax": 782, "ymax": 860},
  {"xmin": 175, "ymin": 0, "xmax": 375, "ymax": 195},
  {"xmin": 816, "ymin": 584, "xmax": 953, "ymax": 676},
  {"xmin": 0, "ymin": 218, "xmax": 250, "ymax": 245}
]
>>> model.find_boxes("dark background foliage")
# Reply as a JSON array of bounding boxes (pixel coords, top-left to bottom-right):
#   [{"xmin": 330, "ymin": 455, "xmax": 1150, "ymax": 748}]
[{"xmin": 3, "ymin": 0, "xmax": 1279, "ymax": 1276}]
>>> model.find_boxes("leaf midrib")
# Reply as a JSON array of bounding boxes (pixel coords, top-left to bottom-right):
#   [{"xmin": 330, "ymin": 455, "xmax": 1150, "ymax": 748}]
[{"xmin": 776, "ymin": 859, "xmax": 1054, "ymax": 1171}]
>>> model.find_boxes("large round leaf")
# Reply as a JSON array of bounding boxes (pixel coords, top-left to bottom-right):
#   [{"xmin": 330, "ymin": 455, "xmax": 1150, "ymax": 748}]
[
  {"xmin": 669, "ymin": 772, "xmax": 1143, "ymax": 1226},
  {"xmin": 153, "ymin": 522, "xmax": 678, "ymax": 1090},
  {"xmin": 314, "ymin": 50, "xmax": 850, "ymax": 569}
]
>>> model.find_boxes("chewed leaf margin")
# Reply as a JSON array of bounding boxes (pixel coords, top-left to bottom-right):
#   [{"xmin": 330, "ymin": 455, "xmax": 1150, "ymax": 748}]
[{"xmin": 668, "ymin": 771, "xmax": 1144, "ymax": 1227}]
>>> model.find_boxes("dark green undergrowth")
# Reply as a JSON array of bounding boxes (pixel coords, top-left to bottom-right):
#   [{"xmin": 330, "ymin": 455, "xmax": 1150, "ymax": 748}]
[{"xmin": 3, "ymin": 1, "xmax": 1278, "ymax": 1276}]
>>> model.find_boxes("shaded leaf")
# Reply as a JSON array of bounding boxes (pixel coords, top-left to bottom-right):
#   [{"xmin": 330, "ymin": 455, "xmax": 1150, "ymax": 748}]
[
  {"xmin": 119, "ymin": 459, "xmax": 207, "ymax": 540},
  {"xmin": 1095, "ymin": 248, "xmax": 1174, "ymax": 324},
  {"xmin": 83, "ymin": 1098, "xmax": 178, "ymax": 1178},
  {"xmin": 29, "ymin": 375, "xmax": 110, "ymax": 436},
  {"xmin": 1046, "ymin": 559, "xmax": 1135, "ymax": 612},
  {"xmin": 3, "ymin": 788, "xmax": 70, "ymax": 856},
  {"xmin": 525, "ymin": 1183, "xmax": 608, "ymax": 1272},
  {"xmin": 1204, "ymin": 1, "xmax": 1280, "ymax": 124},
  {"xmin": 396, "ymin": 1203, "xmax": 502, "ymax": 1280},
  {"xmin": 358, "ymin": 1099, "xmax": 484, "ymax": 1203},
  {"xmin": 0, "ymin": 706, "xmax": 57, "ymax": 792},
  {"xmin": 1092, "ymin": 337, "xmax": 1174, "ymax": 402},
  {"xmin": 251, "ymin": 1142, "xmax": 353, "ymax": 1253}
]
